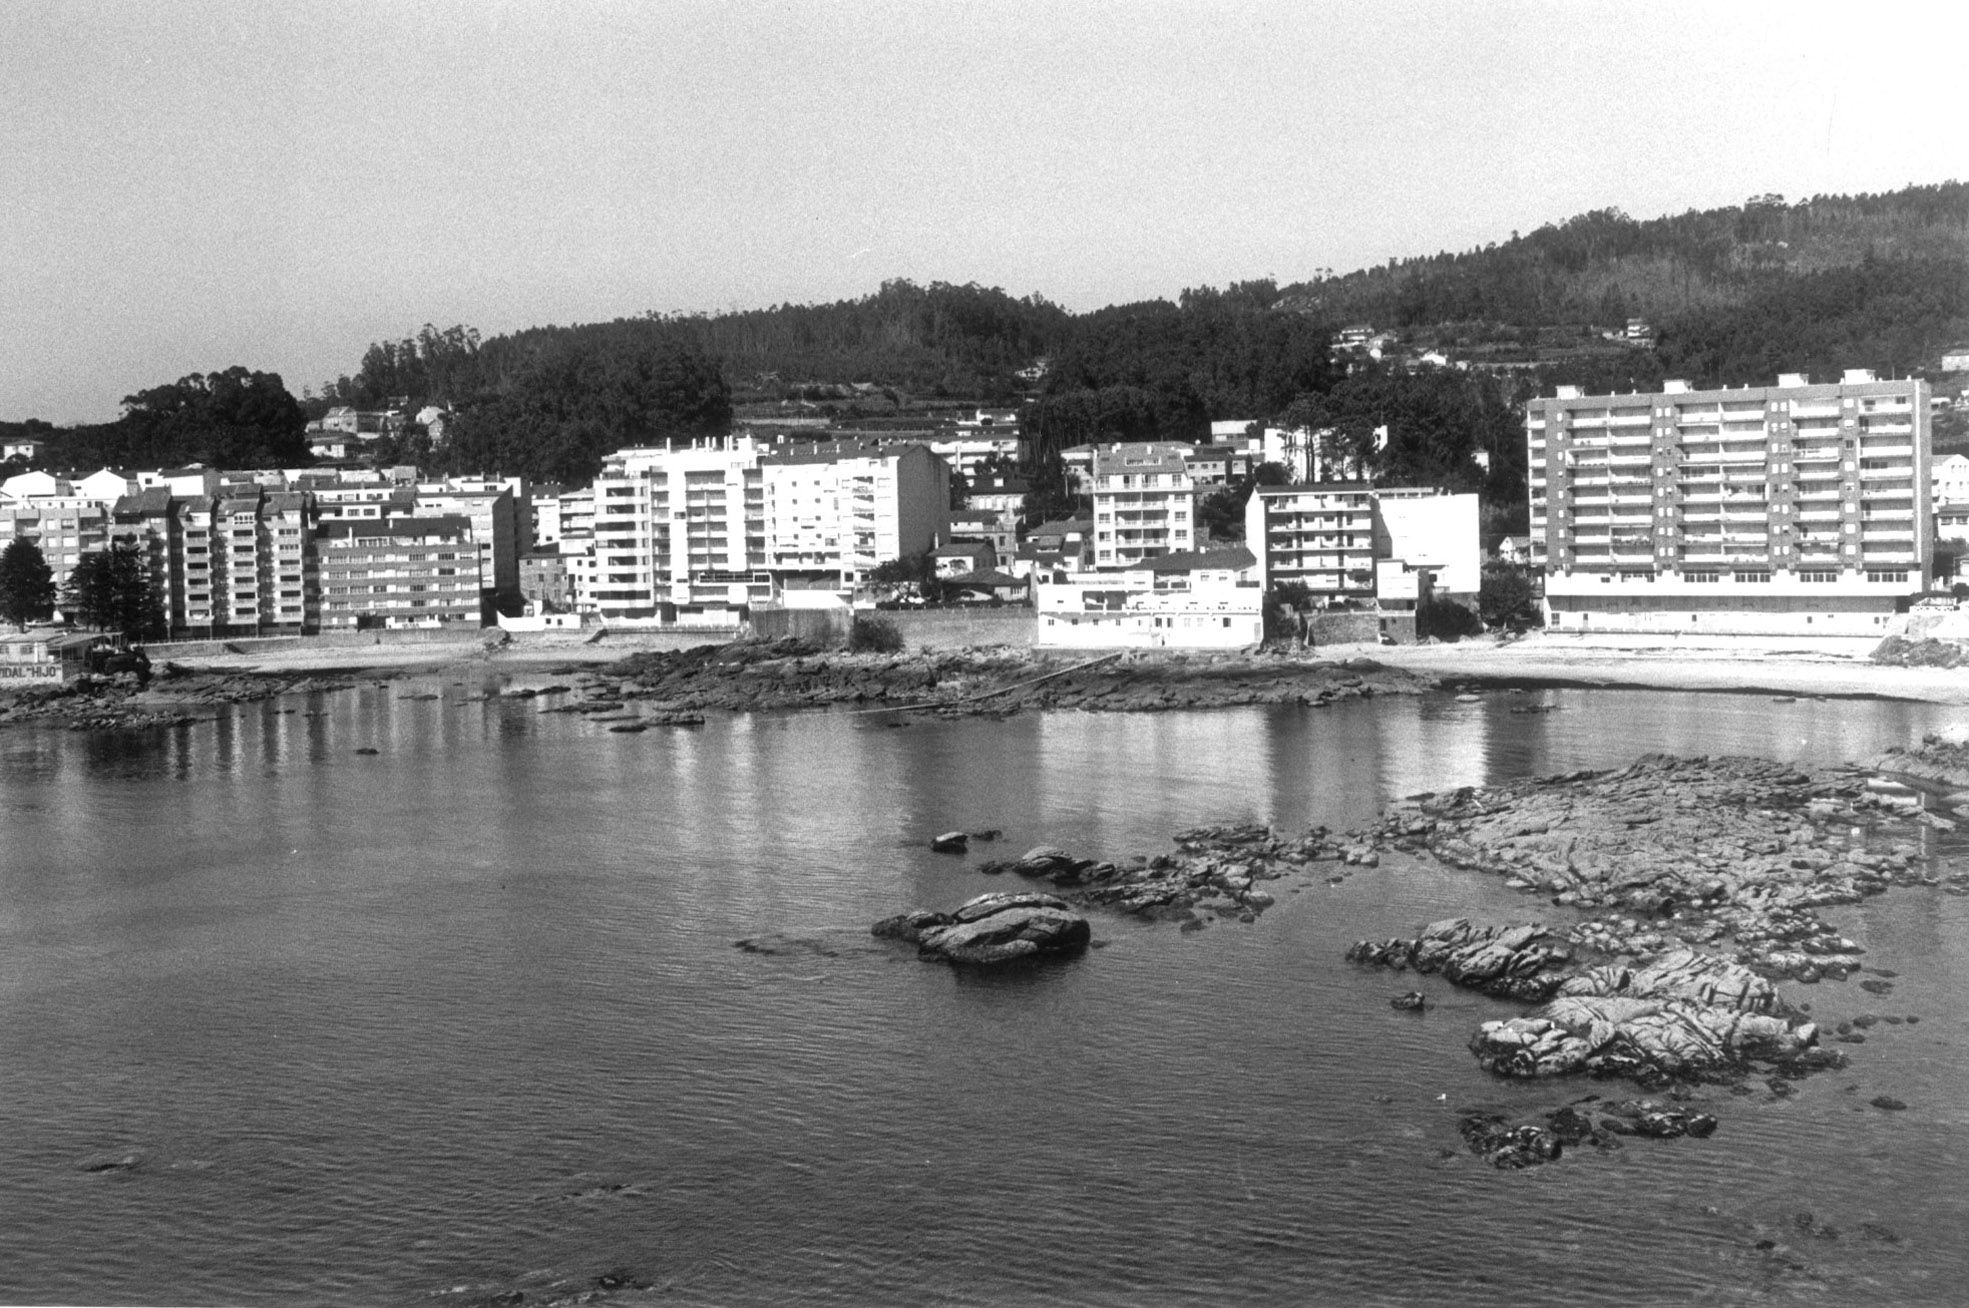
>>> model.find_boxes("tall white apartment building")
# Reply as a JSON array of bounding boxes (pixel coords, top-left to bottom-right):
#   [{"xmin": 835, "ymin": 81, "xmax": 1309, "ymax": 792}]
[
  {"xmin": 1529, "ymin": 370, "xmax": 1931, "ymax": 636},
  {"xmin": 761, "ymin": 442, "xmax": 949, "ymax": 585},
  {"xmin": 1090, "ymin": 443, "xmax": 1196, "ymax": 567},
  {"xmin": 590, "ymin": 438, "xmax": 768, "ymax": 622}
]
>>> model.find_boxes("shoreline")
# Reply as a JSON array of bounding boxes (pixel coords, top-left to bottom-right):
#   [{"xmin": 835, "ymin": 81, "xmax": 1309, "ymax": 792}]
[{"xmin": 6, "ymin": 628, "xmax": 1968, "ymax": 731}]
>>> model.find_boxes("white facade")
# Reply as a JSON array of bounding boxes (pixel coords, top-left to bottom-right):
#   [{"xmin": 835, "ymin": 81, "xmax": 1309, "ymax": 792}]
[
  {"xmin": 1934, "ymin": 453, "xmax": 1969, "ymax": 505},
  {"xmin": 1529, "ymin": 371, "xmax": 1931, "ymax": 637},
  {"xmin": 1034, "ymin": 567, "xmax": 1262, "ymax": 649},
  {"xmin": 1373, "ymin": 491, "xmax": 1482, "ymax": 598},
  {"xmin": 1090, "ymin": 443, "xmax": 1196, "ymax": 567},
  {"xmin": 761, "ymin": 443, "xmax": 949, "ymax": 584},
  {"xmin": 590, "ymin": 438, "xmax": 765, "ymax": 621}
]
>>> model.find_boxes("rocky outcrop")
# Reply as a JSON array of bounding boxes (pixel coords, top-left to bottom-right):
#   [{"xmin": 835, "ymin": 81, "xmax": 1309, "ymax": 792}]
[
  {"xmin": 1460, "ymin": 1097, "xmax": 1719, "ymax": 1169},
  {"xmin": 1351, "ymin": 921, "xmax": 1825, "ymax": 1082},
  {"xmin": 1346, "ymin": 918, "xmax": 1573, "ymax": 1001},
  {"xmin": 575, "ymin": 640, "xmax": 1428, "ymax": 721},
  {"xmin": 873, "ymin": 892, "xmax": 1091, "ymax": 965},
  {"xmin": 1869, "ymin": 734, "xmax": 1969, "ymax": 793},
  {"xmin": 976, "ymin": 824, "xmax": 1341, "ymax": 925},
  {"xmin": 1361, "ymin": 754, "xmax": 1945, "ymax": 982}
]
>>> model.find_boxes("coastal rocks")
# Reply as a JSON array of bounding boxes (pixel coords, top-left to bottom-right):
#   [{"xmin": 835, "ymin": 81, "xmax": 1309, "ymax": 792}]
[
  {"xmin": 1458, "ymin": 1114, "xmax": 1562, "ymax": 1169},
  {"xmin": 1353, "ymin": 922, "xmax": 1820, "ymax": 1081},
  {"xmin": 1361, "ymin": 754, "xmax": 1930, "ymax": 984},
  {"xmin": 972, "ymin": 824, "xmax": 1341, "ymax": 926},
  {"xmin": 872, "ymin": 892, "xmax": 1091, "ymax": 965},
  {"xmin": 929, "ymin": 831, "xmax": 969, "ymax": 853},
  {"xmin": 579, "ymin": 640, "xmax": 1431, "ymax": 722},
  {"xmin": 1470, "ymin": 997, "xmax": 1814, "ymax": 1080},
  {"xmin": 1346, "ymin": 918, "xmax": 1573, "ymax": 1001},
  {"xmin": 1459, "ymin": 1097, "xmax": 1718, "ymax": 1169}
]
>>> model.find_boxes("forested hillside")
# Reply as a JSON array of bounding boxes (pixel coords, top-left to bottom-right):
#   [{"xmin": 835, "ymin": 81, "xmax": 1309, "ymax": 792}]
[
  {"xmin": 11, "ymin": 183, "xmax": 1964, "ymax": 493},
  {"xmin": 1280, "ymin": 184, "xmax": 1969, "ymax": 332}
]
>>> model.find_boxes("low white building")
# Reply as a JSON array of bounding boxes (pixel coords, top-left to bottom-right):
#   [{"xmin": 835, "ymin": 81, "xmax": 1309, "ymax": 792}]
[
  {"xmin": 1934, "ymin": 453, "xmax": 1969, "ymax": 505},
  {"xmin": 1034, "ymin": 547, "xmax": 1261, "ymax": 649}
]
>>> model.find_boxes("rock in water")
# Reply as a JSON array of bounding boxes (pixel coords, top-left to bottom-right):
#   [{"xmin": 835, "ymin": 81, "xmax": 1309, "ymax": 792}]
[
  {"xmin": 929, "ymin": 831, "xmax": 969, "ymax": 853},
  {"xmin": 876, "ymin": 891, "xmax": 1091, "ymax": 965}
]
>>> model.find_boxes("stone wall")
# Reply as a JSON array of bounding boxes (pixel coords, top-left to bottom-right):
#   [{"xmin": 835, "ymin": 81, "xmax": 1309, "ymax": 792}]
[
  {"xmin": 751, "ymin": 608, "xmax": 852, "ymax": 645},
  {"xmin": 1305, "ymin": 611, "xmax": 1381, "ymax": 647},
  {"xmin": 882, "ymin": 607, "xmax": 1035, "ymax": 650}
]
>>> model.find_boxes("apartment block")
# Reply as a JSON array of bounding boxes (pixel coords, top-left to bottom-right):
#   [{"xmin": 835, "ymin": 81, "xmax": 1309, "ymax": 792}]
[
  {"xmin": 590, "ymin": 438, "xmax": 768, "ymax": 622},
  {"xmin": 1528, "ymin": 371, "xmax": 1930, "ymax": 636},
  {"xmin": 0, "ymin": 494, "xmax": 111, "ymax": 607},
  {"xmin": 1244, "ymin": 484, "xmax": 1379, "ymax": 601},
  {"xmin": 1090, "ymin": 443, "xmax": 1197, "ymax": 567},
  {"xmin": 415, "ymin": 481, "xmax": 522, "ymax": 603},
  {"xmin": 760, "ymin": 442, "xmax": 949, "ymax": 584},
  {"xmin": 318, "ymin": 517, "xmax": 481, "ymax": 629}
]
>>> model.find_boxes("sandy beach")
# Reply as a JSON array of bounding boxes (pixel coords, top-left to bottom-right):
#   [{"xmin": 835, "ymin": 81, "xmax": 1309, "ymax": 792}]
[
  {"xmin": 136, "ymin": 627, "xmax": 1969, "ymax": 706},
  {"xmin": 1357, "ymin": 632, "xmax": 1969, "ymax": 704}
]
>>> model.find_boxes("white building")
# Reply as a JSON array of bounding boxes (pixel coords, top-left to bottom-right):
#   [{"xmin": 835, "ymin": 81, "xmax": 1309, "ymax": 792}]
[
  {"xmin": 1933, "ymin": 453, "xmax": 1969, "ymax": 505},
  {"xmin": 1090, "ymin": 443, "xmax": 1197, "ymax": 567},
  {"xmin": 1035, "ymin": 548, "xmax": 1262, "ymax": 649},
  {"xmin": 590, "ymin": 438, "xmax": 767, "ymax": 623},
  {"xmin": 1373, "ymin": 490, "xmax": 1481, "ymax": 600},
  {"xmin": 1529, "ymin": 370, "xmax": 1930, "ymax": 637},
  {"xmin": 760, "ymin": 441, "xmax": 950, "ymax": 586}
]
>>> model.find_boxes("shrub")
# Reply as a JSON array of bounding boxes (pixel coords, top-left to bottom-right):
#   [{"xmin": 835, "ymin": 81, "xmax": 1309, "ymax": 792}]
[
  {"xmin": 847, "ymin": 615, "xmax": 905, "ymax": 653},
  {"xmin": 1417, "ymin": 595, "xmax": 1483, "ymax": 642}
]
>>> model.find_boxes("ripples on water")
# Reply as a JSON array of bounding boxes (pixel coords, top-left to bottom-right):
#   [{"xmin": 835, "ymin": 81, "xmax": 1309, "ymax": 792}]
[{"xmin": 3, "ymin": 684, "xmax": 1969, "ymax": 1305}]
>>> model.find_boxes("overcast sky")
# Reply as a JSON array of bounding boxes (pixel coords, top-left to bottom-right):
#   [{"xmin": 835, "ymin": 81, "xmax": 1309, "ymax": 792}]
[{"xmin": 5, "ymin": 0, "xmax": 1964, "ymax": 424}]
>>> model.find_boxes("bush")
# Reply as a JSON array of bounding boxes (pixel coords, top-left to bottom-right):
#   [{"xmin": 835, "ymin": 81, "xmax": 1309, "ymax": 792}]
[
  {"xmin": 1417, "ymin": 595, "xmax": 1483, "ymax": 642},
  {"xmin": 847, "ymin": 615, "xmax": 905, "ymax": 653}
]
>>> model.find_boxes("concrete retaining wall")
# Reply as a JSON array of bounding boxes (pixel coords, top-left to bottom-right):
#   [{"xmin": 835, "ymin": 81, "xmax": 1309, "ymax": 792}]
[
  {"xmin": 752, "ymin": 608, "xmax": 853, "ymax": 645},
  {"xmin": 881, "ymin": 607, "xmax": 1035, "ymax": 650}
]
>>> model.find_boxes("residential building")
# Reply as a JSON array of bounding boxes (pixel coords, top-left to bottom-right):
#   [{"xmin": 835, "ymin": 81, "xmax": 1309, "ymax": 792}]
[
  {"xmin": 519, "ymin": 550, "xmax": 577, "ymax": 613},
  {"xmin": 0, "ymin": 492, "xmax": 112, "ymax": 605},
  {"xmin": 964, "ymin": 473, "xmax": 1030, "ymax": 518},
  {"xmin": 1934, "ymin": 453, "xmax": 1969, "ymax": 505},
  {"xmin": 2, "ymin": 439, "xmax": 45, "ymax": 463},
  {"xmin": 1090, "ymin": 443, "xmax": 1197, "ymax": 567},
  {"xmin": 211, "ymin": 491, "xmax": 315, "ymax": 635},
  {"xmin": 1035, "ymin": 547, "xmax": 1261, "ymax": 648},
  {"xmin": 108, "ymin": 489, "xmax": 188, "ymax": 631},
  {"xmin": 1244, "ymin": 484, "xmax": 1379, "ymax": 603},
  {"xmin": 589, "ymin": 438, "xmax": 768, "ymax": 622},
  {"xmin": 1372, "ymin": 490, "xmax": 1481, "ymax": 600},
  {"xmin": 415, "ymin": 481, "xmax": 522, "ymax": 605},
  {"xmin": 1942, "ymin": 345, "xmax": 1969, "ymax": 373},
  {"xmin": 1527, "ymin": 371, "xmax": 1930, "ymax": 636},
  {"xmin": 760, "ymin": 441, "xmax": 949, "ymax": 586},
  {"xmin": 932, "ymin": 541, "xmax": 995, "ymax": 577},
  {"xmin": 318, "ymin": 517, "xmax": 481, "ymax": 629},
  {"xmin": 947, "ymin": 508, "xmax": 1017, "ymax": 562},
  {"xmin": 1012, "ymin": 517, "xmax": 1095, "ymax": 578}
]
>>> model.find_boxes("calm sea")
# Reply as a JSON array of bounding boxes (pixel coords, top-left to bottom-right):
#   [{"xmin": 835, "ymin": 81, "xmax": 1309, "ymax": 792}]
[{"xmin": 4, "ymin": 682, "xmax": 1969, "ymax": 1306}]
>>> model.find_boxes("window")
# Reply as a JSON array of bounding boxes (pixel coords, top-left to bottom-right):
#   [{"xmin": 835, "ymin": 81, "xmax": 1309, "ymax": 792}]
[
  {"xmin": 1733, "ymin": 571, "xmax": 1771, "ymax": 583},
  {"xmin": 1866, "ymin": 570, "xmax": 1908, "ymax": 584},
  {"xmin": 1686, "ymin": 571, "xmax": 1720, "ymax": 583},
  {"xmin": 1798, "ymin": 571, "xmax": 1837, "ymax": 583}
]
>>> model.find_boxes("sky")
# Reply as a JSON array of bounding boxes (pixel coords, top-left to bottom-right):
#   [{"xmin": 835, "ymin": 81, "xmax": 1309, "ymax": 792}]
[{"xmin": 4, "ymin": 0, "xmax": 1965, "ymax": 424}]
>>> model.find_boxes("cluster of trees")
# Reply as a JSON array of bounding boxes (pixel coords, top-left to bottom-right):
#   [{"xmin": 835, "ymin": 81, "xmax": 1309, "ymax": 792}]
[
  {"xmin": 0, "ymin": 538, "xmax": 165, "ymax": 639},
  {"xmin": 1024, "ymin": 282, "xmax": 1337, "ymax": 463},
  {"xmin": 24, "ymin": 369, "xmax": 309, "ymax": 474}
]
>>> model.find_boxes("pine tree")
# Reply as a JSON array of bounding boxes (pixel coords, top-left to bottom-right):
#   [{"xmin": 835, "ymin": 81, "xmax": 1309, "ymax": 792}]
[{"xmin": 0, "ymin": 537, "xmax": 57, "ymax": 629}]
